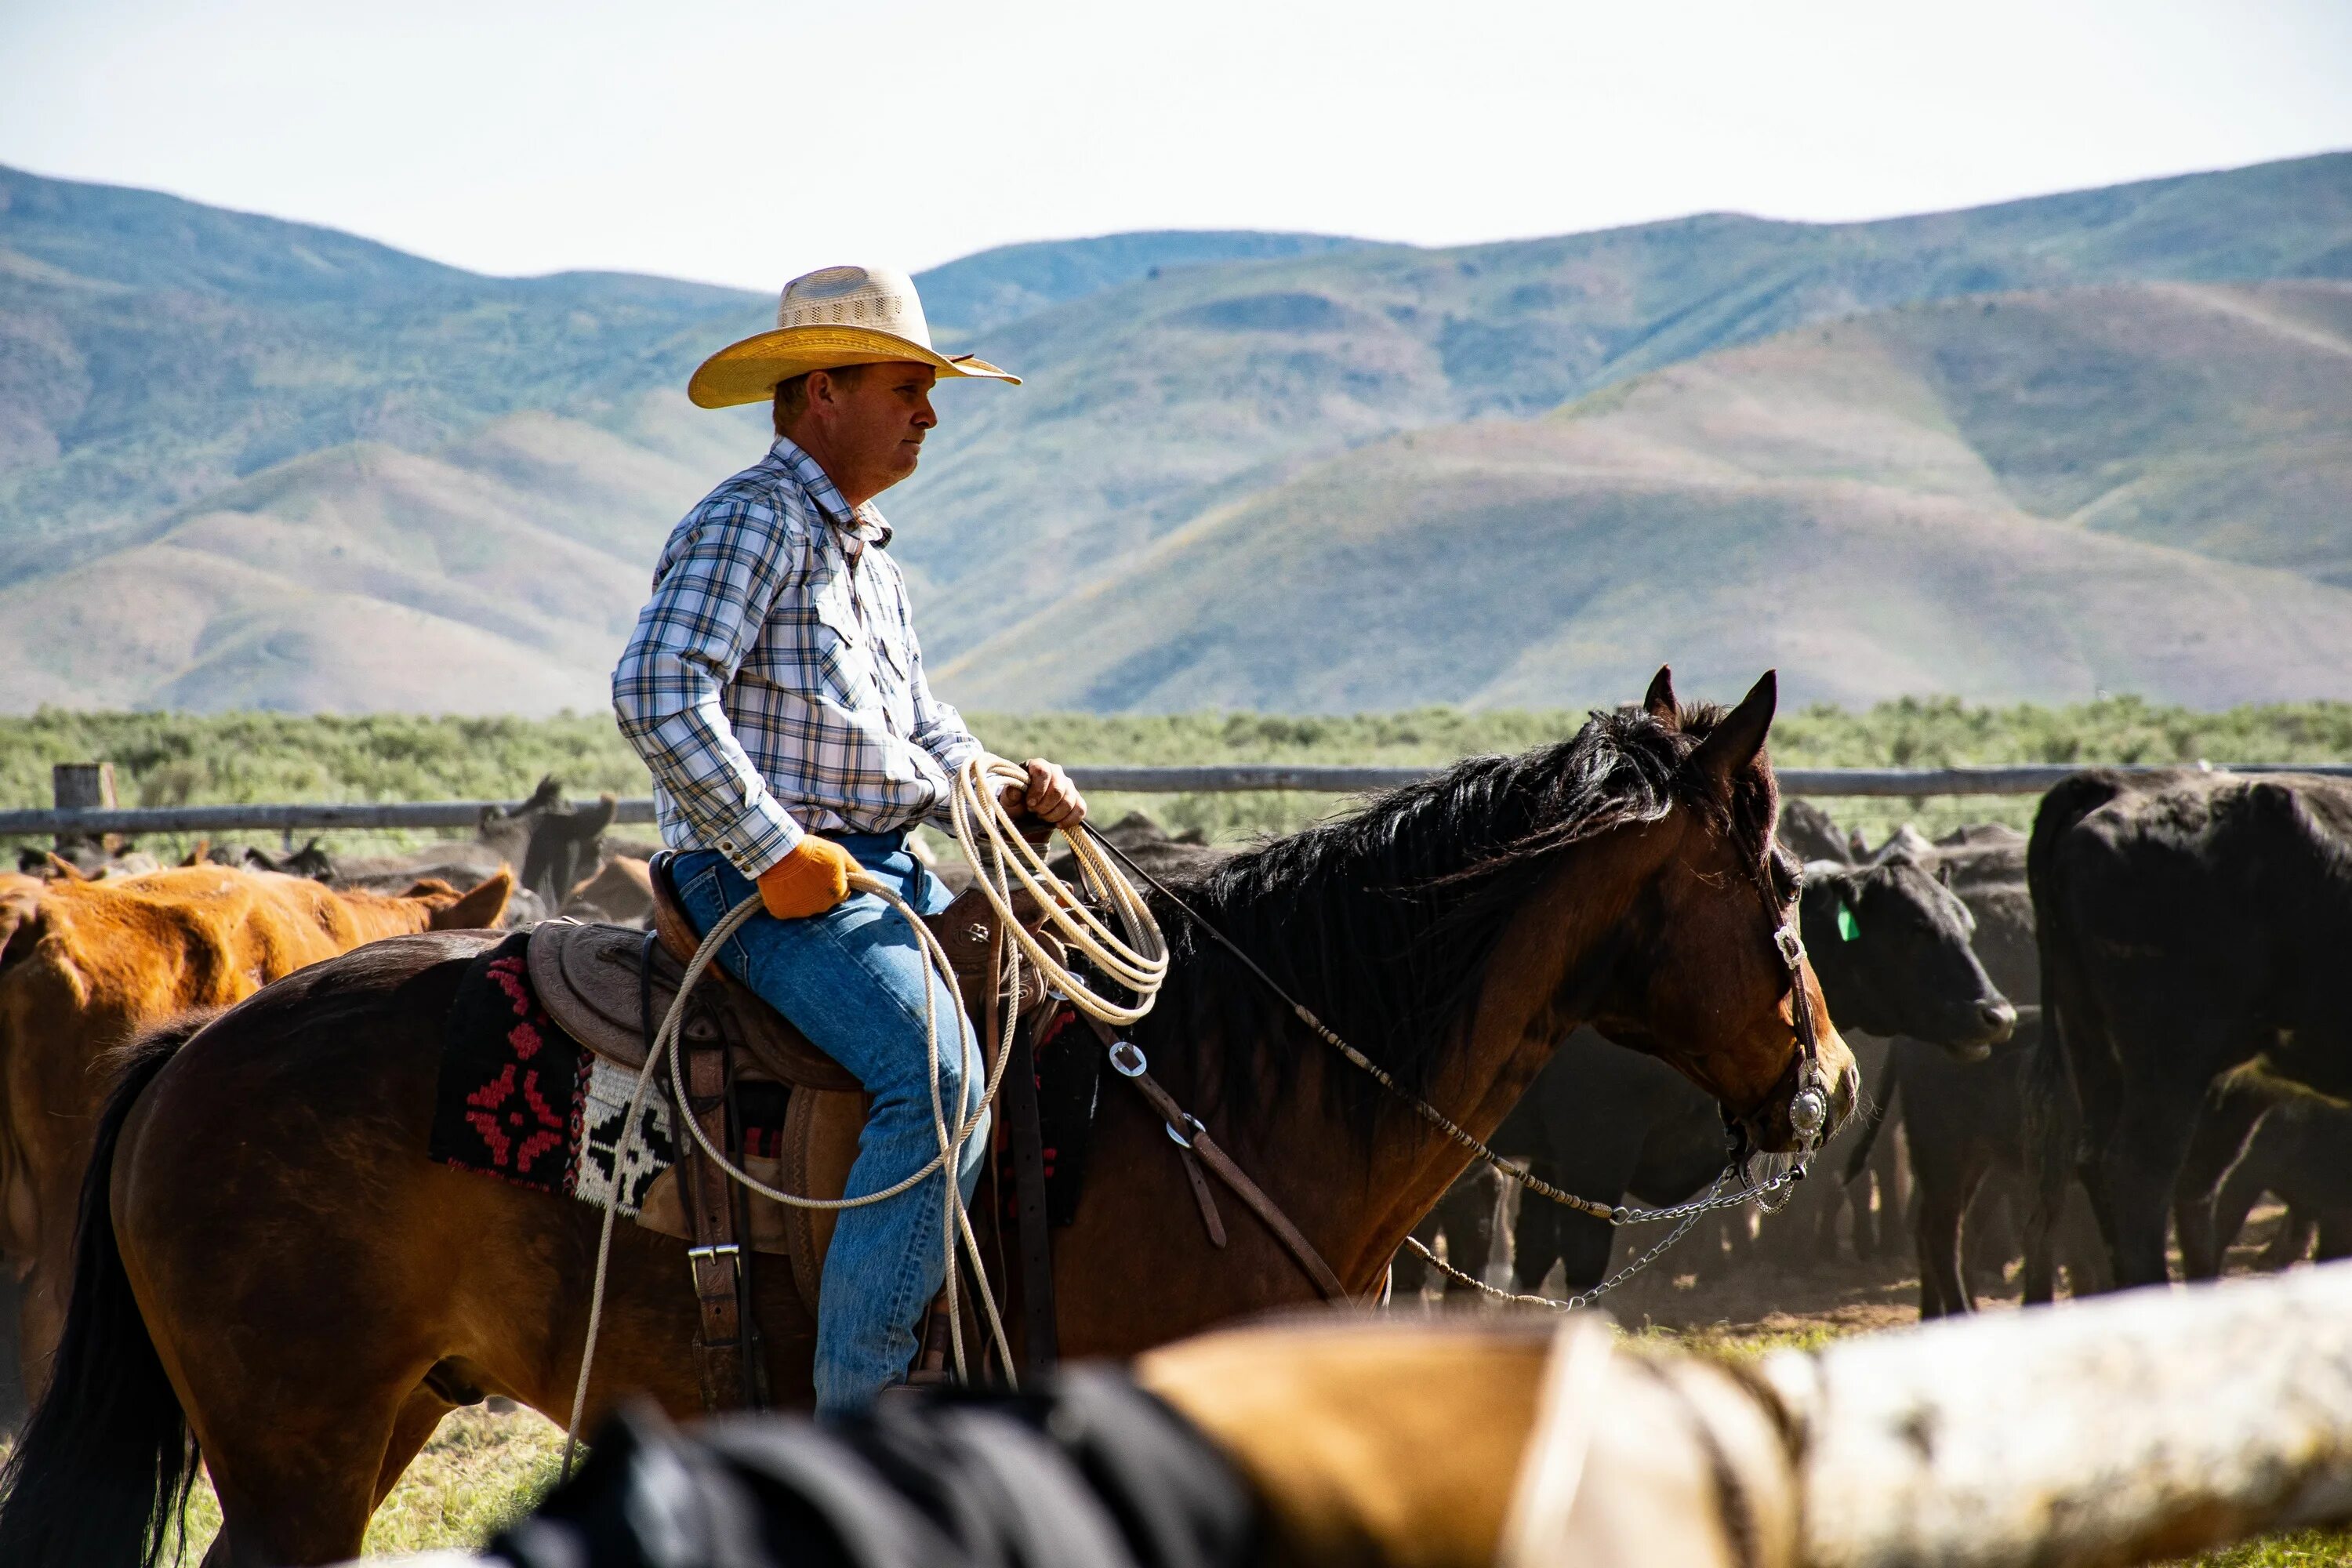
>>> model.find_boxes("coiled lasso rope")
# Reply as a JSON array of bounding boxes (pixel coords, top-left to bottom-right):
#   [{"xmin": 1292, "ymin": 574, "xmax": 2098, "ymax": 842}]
[{"xmin": 562, "ymin": 756, "xmax": 1167, "ymax": 1474}]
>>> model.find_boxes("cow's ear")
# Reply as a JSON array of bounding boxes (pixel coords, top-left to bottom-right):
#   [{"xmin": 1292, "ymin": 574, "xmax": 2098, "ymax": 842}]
[
  {"xmin": 1689, "ymin": 671, "xmax": 1777, "ymax": 791},
  {"xmin": 430, "ymin": 870, "xmax": 513, "ymax": 931},
  {"xmin": 0, "ymin": 881, "xmax": 43, "ymax": 971},
  {"xmin": 1642, "ymin": 666, "xmax": 1678, "ymax": 722}
]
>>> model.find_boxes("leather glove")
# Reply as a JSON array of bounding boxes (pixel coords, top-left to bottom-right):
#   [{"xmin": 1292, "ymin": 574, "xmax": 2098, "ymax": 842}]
[{"xmin": 755, "ymin": 837, "xmax": 858, "ymax": 920}]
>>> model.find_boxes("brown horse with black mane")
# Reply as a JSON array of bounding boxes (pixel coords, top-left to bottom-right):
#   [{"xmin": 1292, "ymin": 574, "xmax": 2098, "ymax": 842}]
[{"xmin": 0, "ymin": 669, "xmax": 1856, "ymax": 1568}]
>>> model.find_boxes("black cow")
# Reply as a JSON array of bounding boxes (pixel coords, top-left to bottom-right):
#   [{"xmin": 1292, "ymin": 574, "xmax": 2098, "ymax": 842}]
[
  {"xmin": 2031, "ymin": 769, "xmax": 2352, "ymax": 1290},
  {"xmin": 2175, "ymin": 1065, "xmax": 2352, "ymax": 1276},
  {"xmin": 1392, "ymin": 1163, "xmax": 1504, "ymax": 1298},
  {"xmin": 1857, "ymin": 825, "xmax": 2057, "ymax": 1315},
  {"xmin": 2210, "ymin": 1094, "xmax": 2352, "ymax": 1269},
  {"xmin": 1872, "ymin": 1009, "xmax": 2111, "ymax": 1314},
  {"xmin": 1501, "ymin": 850, "xmax": 2014, "ymax": 1295}
]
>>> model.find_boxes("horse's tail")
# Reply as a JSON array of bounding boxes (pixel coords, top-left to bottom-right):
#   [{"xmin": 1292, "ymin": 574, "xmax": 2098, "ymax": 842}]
[{"xmin": 0, "ymin": 1013, "xmax": 210, "ymax": 1568}]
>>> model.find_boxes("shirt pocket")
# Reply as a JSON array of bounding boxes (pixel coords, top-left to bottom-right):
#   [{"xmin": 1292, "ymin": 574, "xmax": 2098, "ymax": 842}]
[
  {"xmin": 809, "ymin": 575, "xmax": 876, "ymax": 707},
  {"xmin": 870, "ymin": 626, "xmax": 916, "ymax": 731}
]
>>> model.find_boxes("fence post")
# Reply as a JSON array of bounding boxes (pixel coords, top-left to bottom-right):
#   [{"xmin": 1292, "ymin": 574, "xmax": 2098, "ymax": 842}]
[{"xmin": 51, "ymin": 762, "xmax": 118, "ymax": 857}]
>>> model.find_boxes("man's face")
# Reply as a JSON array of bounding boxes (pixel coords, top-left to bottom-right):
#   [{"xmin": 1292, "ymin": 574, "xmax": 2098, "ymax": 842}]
[{"xmin": 808, "ymin": 361, "xmax": 938, "ymax": 501}]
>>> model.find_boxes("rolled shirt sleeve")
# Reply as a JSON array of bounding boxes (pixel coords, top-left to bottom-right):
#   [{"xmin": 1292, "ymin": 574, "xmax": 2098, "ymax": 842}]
[{"xmin": 612, "ymin": 492, "xmax": 808, "ymax": 879}]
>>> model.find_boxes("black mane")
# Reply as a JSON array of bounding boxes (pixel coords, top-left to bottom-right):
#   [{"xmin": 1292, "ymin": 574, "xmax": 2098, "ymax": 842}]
[{"xmin": 1131, "ymin": 702, "xmax": 1779, "ymax": 1139}]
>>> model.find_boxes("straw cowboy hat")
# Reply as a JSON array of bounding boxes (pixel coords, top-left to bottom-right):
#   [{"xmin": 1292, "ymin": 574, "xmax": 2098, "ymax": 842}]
[{"xmin": 687, "ymin": 263, "xmax": 1019, "ymax": 408}]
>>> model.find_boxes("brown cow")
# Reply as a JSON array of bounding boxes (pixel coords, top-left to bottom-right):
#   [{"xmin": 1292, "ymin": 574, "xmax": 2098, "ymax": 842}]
[
  {"xmin": 0, "ymin": 865, "xmax": 510, "ymax": 1409},
  {"xmin": 560, "ymin": 855, "xmax": 653, "ymax": 926}
]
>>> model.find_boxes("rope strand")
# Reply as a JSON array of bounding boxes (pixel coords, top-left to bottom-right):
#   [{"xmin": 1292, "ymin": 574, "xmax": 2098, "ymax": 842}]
[{"xmin": 561, "ymin": 757, "xmax": 1167, "ymax": 1471}]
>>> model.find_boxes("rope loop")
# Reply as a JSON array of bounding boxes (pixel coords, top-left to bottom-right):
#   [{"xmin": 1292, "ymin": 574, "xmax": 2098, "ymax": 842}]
[{"xmin": 562, "ymin": 757, "xmax": 1168, "ymax": 1474}]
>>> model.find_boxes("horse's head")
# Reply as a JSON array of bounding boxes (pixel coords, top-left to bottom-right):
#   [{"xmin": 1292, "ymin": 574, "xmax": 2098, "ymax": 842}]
[{"xmin": 1585, "ymin": 667, "xmax": 1858, "ymax": 1155}]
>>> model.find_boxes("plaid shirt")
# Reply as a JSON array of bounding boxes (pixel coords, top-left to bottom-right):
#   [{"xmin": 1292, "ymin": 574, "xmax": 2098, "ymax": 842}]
[{"xmin": 612, "ymin": 437, "xmax": 985, "ymax": 877}]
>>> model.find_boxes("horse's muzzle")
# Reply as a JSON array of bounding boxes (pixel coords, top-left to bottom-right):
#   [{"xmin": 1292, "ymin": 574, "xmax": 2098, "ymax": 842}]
[{"xmin": 1743, "ymin": 1024, "xmax": 1860, "ymax": 1154}]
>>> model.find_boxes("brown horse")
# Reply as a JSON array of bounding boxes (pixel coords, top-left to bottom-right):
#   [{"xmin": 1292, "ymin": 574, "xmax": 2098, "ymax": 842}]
[
  {"xmin": 0, "ymin": 865, "xmax": 512, "ymax": 1410},
  {"xmin": 0, "ymin": 669, "xmax": 1856, "ymax": 1567}
]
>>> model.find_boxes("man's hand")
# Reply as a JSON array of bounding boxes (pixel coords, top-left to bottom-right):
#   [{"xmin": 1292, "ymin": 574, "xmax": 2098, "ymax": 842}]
[
  {"xmin": 757, "ymin": 837, "xmax": 858, "ymax": 920},
  {"xmin": 1000, "ymin": 757, "xmax": 1088, "ymax": 830}
]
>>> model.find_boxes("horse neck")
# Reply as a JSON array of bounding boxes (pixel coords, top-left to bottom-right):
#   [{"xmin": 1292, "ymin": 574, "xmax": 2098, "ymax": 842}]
[{"xmin": 1157, "ymin": 818, "xmax": 1675, "ymax": 1296}]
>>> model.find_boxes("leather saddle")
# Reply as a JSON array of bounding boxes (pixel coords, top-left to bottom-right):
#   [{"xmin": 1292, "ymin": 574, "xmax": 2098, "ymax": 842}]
[
  {"xmin": 527, "ymin": 850, "xmax": 1062, "ymax": 1320},
  {"xmin": 530, "ymin": 853, "xmax": 1052, "ymax": 1085}
]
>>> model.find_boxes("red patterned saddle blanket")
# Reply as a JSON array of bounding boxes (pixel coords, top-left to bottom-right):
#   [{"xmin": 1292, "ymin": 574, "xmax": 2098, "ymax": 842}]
[{"xmin": 428, "ymin": 928, "xmax": 728, "ymax": 1214}]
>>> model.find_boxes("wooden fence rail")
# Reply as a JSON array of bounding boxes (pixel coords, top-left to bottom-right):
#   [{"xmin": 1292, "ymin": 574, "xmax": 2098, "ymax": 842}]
[{"xmin": 7, "ymin": 761, "xmax": 2352, "ymax": 839}]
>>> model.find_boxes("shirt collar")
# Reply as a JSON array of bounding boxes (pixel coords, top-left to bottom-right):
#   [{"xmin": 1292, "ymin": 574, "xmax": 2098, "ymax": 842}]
[{"xmin": 768, "ymin": 437, "xmax": 892, "ymax": 548}]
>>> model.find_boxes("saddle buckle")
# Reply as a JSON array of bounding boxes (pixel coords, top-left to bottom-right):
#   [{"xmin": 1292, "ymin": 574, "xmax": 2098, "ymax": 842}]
[{"xmin": 687, "ymin": 1240, "xmax": 742, "ymax": 1284}]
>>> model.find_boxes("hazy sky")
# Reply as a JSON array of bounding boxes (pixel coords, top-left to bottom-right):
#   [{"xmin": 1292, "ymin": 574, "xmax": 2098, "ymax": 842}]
[{"xmin": 3, "ymin": 0, "xmax": 2348, "ymax": 290}]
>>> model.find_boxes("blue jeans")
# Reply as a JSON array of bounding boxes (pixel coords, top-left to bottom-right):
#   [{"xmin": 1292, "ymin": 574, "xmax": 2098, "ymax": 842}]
[{"xmin": 670, "ymin": 836, "xmax": 987, "ymax": 1417}]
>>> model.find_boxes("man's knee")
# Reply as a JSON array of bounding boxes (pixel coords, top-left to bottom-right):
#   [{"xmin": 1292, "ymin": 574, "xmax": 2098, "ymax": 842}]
[{"xmin": 862, "ymin": 1010, "xmax": 982, "ymax": 1104}]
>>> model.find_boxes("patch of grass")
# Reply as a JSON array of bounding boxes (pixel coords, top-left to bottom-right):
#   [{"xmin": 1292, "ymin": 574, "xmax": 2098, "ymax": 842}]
[
  {"xmin": 362, "ymin": 1407, "xmax": 565, "ymax": 1555},
  {"xmin": 168, "ymin": 1406, "xmax": 564, "ymax": 1560},
  {"xmin": 2172, "ymin": 1531, "xmax": 2352, "ymax": 1566},
  {"xmin": 1638, "ymin": 1319, "xmax": 1847, "ymax": 1358}
]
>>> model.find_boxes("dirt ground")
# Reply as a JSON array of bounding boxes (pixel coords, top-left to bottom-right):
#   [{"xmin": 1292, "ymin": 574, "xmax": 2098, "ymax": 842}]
[{"xmin": 1416, "ymin": 1192, "xmax": 2310, "ymax": 1348}]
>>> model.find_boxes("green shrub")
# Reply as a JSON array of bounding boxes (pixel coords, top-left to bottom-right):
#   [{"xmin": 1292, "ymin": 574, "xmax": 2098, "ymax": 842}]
[{"xmin": 9, "ymin": 699, "xmax": 2352, "ymax": 853}]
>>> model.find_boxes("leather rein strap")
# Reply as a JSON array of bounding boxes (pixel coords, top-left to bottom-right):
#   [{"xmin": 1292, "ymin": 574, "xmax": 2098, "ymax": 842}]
[
  {"xmin": 1766, "ymin": 869, "xmax": 1831, "ymax": 1150},
  {"xmin": 1079, "ymin": 1013, "xmax": 1348, "ymax": 1301}
]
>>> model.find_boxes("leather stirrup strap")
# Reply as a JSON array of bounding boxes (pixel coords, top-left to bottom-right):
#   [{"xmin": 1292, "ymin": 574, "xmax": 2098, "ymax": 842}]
[
  {"xmin": 1083, "ymin": 1017, "xmax": 1346, "ymax": 1301},
  {"xmin": 1005, "ymin": 964, "xmax": 1061, "ymax": 1370},
  {"xmin": 680, "ymin": 1034, "xmax": 752, "ymax": 1410}
]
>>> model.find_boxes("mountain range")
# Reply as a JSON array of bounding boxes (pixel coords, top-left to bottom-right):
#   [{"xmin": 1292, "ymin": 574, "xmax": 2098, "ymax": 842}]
[{"xmin": 1, "ymin": 152, "xmax": 2348, "ymax": 713}]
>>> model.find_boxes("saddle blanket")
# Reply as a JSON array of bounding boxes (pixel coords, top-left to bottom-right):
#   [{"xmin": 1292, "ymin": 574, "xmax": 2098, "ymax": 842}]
[
  {"xmin": 432, "ymin": 930, "xmax": 1104, "ymax": 1236},
  {"xmin": 430, "ymin": 929, "xmax": 784, "ymax": 1216}
]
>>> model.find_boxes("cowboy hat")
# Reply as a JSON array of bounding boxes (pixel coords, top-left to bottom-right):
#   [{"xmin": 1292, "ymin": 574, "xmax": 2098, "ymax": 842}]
[{"xmin": 687, "ymin": 263, "xmax": 1019, "ymax": 408}]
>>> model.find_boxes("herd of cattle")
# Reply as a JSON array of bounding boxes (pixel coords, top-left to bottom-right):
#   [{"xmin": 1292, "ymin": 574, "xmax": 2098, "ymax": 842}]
[{"xmin": 1, "ymin": 764, "xmax": 2348, "ymax": 1423}]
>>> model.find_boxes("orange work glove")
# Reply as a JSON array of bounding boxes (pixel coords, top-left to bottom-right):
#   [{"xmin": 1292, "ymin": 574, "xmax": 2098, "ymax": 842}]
[{"xmin": 754, "ymin": 837, "xmax": 858, "ymax": 920}]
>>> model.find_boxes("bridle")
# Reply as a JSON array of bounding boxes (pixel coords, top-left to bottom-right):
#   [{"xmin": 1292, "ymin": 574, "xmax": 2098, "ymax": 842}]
[
  {"xmin": 1091, "ymin": 827, "xmax": 1832, "ymax": 1249},
  {"xmin": 1773, "ymin": 909, "xmax": 1832, "ymax": 1147}
]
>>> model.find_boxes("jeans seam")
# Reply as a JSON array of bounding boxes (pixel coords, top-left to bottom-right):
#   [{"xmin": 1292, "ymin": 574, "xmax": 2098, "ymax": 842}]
[{"xmin": 800, "ymin": 915, "xmax": 978, "ymax": 1063}]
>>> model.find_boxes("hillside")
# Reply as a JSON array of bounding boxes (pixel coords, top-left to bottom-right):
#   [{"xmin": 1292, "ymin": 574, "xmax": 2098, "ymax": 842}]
[
  {"xmin": 938, "ymin": 281, "xmax": 2352, "ymax": 710},
  {"xmin": 0, "ymin": 409, "xmax": 742, "ymax": 711},
  {"xmin": 2, "ymin": 154, "xmax": 2349, "ymax": 711},
  {"xmin": 0, "ymin": 161, "xmax": 1346, "ymax": 557},
  {"xmin": 894, "ymin": 151, "xmax": 2352, "ymax": 654}
]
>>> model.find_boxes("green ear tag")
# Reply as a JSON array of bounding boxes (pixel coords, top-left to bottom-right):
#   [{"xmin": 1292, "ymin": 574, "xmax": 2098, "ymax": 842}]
[{"xmin": 1836, "ymin": 902, "xmax": 1861, "ymax": 942}]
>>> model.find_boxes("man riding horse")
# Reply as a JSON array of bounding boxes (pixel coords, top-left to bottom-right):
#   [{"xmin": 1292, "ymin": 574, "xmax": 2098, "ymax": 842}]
[{"xmin": 612, "ymin": 264, "xmax": 1084, "ymax": 1417}]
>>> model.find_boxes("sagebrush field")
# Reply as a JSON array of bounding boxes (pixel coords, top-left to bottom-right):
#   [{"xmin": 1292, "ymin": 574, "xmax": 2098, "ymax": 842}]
[{"xmin": 12, "ymin": 695, "xmax": 2352, "ymax": 855}]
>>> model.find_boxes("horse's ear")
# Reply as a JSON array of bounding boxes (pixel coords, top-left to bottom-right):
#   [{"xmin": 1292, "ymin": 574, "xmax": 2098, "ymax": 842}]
[
  {"xmin": 1642, "ymin": 666, "xmax": 1678, "ymax": 722},
  {"xmin": 1689, "ymin": 670, "xmax": 1777, "ymax": 790}
]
